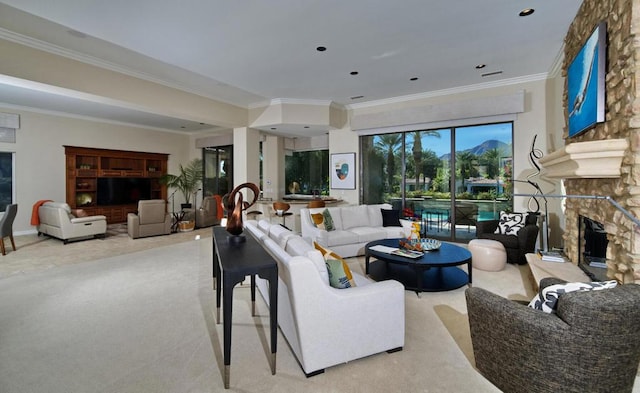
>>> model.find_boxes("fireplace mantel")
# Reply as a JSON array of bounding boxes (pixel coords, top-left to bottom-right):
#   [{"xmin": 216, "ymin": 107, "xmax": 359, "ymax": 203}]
[{"xmin": 538, "ymin": 139, "xmax": 628, "ymax": 179}]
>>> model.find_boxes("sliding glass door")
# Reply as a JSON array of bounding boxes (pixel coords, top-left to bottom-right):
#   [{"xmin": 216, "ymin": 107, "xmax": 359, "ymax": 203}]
[
  {"xmin": 203, "ymin": 146, "xmax": 232, "ymax": 198},
  {"xmin": 360, "ymin": 122, "xmax": 512, "ymax": 242}
]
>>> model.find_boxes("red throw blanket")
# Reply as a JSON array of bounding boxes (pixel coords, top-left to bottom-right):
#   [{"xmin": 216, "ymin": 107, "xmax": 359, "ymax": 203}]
[
  {"xmin": 214, "ymin": 195, "xmax": 224, "ymax": 220},
  {"xmin": 31, "ymin": 199, "xmax": 52, "ymax": 226}
]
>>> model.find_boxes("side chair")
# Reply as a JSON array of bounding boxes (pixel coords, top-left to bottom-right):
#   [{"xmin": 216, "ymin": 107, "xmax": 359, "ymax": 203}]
[{"xmin": 0, "ymin": 204, "xmax": 17, "ymax": 255}]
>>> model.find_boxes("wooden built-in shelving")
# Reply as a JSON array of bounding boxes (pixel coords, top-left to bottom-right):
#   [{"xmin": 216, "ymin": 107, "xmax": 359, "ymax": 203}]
[{"xmin": 64, "ymin": 146, "xmax": 169, "ymax": 223}]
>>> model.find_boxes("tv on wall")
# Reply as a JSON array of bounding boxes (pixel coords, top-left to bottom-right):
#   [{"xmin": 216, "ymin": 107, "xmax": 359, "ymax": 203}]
[
  {"xmin": 97, "ymin": 177, "xmax": 151, "ymax": 205},
  {"xmin": 567, "ymin": 21, "xmax": 607, "ymax": 138}
]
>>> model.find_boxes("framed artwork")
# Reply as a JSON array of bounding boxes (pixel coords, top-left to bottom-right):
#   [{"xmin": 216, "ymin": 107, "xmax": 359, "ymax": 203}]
[
  {"xmin": 567, "ymin": 21, "xmax": 606, "ymax": 138},
  {"xmin": 330, "ymin": 153, "xmax": 356, "ymax": 189}
]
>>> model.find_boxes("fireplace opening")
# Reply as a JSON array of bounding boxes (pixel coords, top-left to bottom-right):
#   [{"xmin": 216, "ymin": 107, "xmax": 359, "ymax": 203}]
[{"xmin": 578, "ymin": 215, "xmax": 608, "ymax": 281}]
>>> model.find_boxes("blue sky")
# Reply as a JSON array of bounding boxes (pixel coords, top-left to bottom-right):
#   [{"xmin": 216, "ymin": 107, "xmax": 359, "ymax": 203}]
[{"xmin": 417, "ymin": 123, "xmax": 512, "ymax": 156}]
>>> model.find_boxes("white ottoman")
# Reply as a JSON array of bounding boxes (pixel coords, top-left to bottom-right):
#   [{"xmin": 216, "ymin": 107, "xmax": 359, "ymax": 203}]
[{"xmin": 468, "ymin": 239, "xmax": 507, "ymax": 272}]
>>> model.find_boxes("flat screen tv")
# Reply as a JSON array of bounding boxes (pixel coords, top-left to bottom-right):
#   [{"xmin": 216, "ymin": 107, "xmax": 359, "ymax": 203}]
[
  {"xmin": 97, "ymin": 177, "xmax": 151, "ymax": 205},
  {"xmin": 567, "ymin": 21, "xmax": 607, "ymax": 138}
]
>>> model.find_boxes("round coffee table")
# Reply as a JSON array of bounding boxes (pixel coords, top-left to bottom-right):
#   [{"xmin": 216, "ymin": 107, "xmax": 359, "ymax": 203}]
[{"xmin": 365, "ymin": 238, "xmax": 472, "ymax": 293}]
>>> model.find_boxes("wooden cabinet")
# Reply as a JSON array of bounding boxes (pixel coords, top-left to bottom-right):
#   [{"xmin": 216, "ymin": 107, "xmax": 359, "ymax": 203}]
[{"xmin": 65, "ymin": 146, "xmax": 169, "ymax": 224}]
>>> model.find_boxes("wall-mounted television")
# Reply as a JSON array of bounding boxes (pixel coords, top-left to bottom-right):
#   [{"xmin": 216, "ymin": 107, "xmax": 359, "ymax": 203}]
[
  {"xmin": 97, "ymin": 177, "xmax": 151, "ymax": 205},
  {"xmin": 567, "ymin": 21, "xmax": 607, "ymax": 138}
]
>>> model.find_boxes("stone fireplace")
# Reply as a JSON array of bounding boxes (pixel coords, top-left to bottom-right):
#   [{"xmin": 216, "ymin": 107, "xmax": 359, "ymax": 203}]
[{"xmin": 542, "ymin": 0, "xmax": 640, "ymax": 284}]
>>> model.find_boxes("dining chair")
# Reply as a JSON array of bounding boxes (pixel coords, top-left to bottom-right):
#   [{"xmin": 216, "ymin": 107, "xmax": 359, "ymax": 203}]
[
  {"xmin": 272, "ymin": 201, "xmax": 293, "ymax": 228},
  {"xmin": 0, "ymin": 204, "xmax": 18, "ymax": 255}
]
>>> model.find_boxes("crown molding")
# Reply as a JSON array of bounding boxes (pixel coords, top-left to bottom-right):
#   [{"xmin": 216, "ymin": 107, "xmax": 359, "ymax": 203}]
[
  {"xmin": 0, "ymin": 102, "xmax": 187, "ymax": 134},
  {"xmin": 0, "ymin": 28, "xmax": 245, "ymax": 108},
  {"xmin": 548, "ymin": 43, "xmax": 566, "ymax": 79},
  {"xmin": 346, "ymin": 73, "xmax": 549, "ymax": 110}
]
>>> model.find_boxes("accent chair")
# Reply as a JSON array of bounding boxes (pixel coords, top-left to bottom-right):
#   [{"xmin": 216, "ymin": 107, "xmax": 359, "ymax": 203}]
[
  {"xmin": 127, "ymin": 199, "xmax": 171, "ymax": 239},
  {"xmin": 466, "ymin": 278, "xmax": 640, "ymax": 393}
]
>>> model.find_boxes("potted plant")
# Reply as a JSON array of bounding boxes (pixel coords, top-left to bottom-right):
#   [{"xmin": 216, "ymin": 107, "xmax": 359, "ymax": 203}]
[{"xmin": 160, "ymin": 158, "xmax": 203, "ymax": 209}]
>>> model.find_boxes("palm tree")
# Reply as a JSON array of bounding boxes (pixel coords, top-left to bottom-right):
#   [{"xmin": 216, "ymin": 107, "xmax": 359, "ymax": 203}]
[
  {"xmin": 411, "ymin": 131, "xmax": 441, "ymax": 191},
  {"xmin": 456, "ymin": 151, "xmax": 477, "ymax": 181},
  {"xmin": 160, "ymin": 158, "xmax": 203, "ymax": 207},
  {"xmin": 374, "ymin": 134, "xmax": 401, "ymax": 192},
  {"xmin": 479, "ymin": 148, "xmax": 501, "ymax": 178}
]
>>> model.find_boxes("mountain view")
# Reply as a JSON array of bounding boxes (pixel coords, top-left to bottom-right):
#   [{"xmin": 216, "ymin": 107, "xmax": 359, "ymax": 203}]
[{"xmin": 439, "ymin": 139, "xmax": 511, "ymax": 160}]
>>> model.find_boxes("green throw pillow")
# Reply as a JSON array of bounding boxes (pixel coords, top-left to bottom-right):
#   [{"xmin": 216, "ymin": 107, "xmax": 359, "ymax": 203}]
[
  {"xmin": 322, "ymin": 208, "xmax": 335, "ymax": 231},
  {"xmin": 325, "ymin": 259, "xmax": 356, "ymax": 289}
]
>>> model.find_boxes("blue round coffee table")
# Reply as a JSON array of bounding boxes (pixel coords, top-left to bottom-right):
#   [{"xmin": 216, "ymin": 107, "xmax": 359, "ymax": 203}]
[{"xmin": 365, "ymin": 238, "xmax": 472, "ymax": 293}]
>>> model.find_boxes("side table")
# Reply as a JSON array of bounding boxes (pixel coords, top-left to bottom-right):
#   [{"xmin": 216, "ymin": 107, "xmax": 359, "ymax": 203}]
[{"xmin": 212, "ymin": 226, "xmax": 278, "ymax": 389}]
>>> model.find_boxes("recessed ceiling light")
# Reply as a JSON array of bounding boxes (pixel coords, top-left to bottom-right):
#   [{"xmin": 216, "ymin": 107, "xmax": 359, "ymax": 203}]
[
  {"xmin": 316, "ymin": 46, "xmax": 327, "ymax": 52},
  {"xmin": 482, "ymin": 71, "xmax": 503, "ymax": 77},
  {"xmin": 410, "ymin": 77, "xmax": 419, "ymax": 81},
  {"xmin": 351, "ymin": 95, "xmax": 364, "ymax": 100},
  {"xmin": 475, "ymin": 64, "xmax": 486, "ymax": 69},
  {"xmin": 519, "ymin": 8, "xmax": 534, "ymax": 17},
  {"xmin": 350, "ymin": 71, "xmax": 359, "ymax": 75}
]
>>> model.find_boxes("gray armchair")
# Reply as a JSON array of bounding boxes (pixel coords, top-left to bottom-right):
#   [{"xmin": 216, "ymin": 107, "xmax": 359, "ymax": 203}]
[
  {"xmin": 127, "ymin": 199, "xmax": 171, "ymax": 239},
  {"xmin": 466, "ymin": 278, "xmax": 640, "ymax": 393},
  {"xmin": 195, "ymin": 196, "xmax": 221, "ymax": 228}
]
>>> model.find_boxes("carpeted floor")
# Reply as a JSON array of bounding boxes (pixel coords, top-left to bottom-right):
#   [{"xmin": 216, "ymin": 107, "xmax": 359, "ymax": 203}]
[{"xmin": 0, "ymin": 228, "xmax": 636, "ymax": 392}]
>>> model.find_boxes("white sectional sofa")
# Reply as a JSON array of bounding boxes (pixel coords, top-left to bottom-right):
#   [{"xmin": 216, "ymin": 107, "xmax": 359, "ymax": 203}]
[
  {"xmin": 300, "ymin": 203, "xmax": 412, "ymax": 257},
  {"xmin": 244, "ymin": 219, "xmax": 405, "ymax": 377}
]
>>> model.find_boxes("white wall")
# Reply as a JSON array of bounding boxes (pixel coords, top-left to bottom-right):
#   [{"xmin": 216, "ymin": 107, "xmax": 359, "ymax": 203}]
[{"xmin": 1, "ymin": 106, "xmax": 191, "ymax": 234}]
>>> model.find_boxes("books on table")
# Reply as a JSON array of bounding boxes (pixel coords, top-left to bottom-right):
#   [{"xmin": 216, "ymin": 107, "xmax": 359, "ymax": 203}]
[
  {"xmin": 538, "ymin": 250, "xmax": 568, "ymax": 263},
  {"xmin": 391, "ymin": 249, "xmax": 424, "ymax": 259}
]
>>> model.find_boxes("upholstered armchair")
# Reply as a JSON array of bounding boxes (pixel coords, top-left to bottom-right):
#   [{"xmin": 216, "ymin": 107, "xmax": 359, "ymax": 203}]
[
  {"xmin": 37, "ymin": 202, "xmax": 107, "ymax": 244},
  {"xmin": 475, "ymin": 212, "xmax": 539, "ymax": 264},
  {"xmin": 466, "ymin": 278, "xmax": 640, "ymax": 393},
  {"xmin": 195, "ymin": 195, "xmax": 222, "ymax": 228},
  {"xmin": 127, "ymin": 199, "xmax": 171, "ymax": 239}
]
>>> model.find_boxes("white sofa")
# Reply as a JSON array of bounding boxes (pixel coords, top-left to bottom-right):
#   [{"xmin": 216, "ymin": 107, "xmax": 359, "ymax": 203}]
[
  {"xmin": 37, "ymin": 202, "xmax": 107, "ymax": 244},
  {"xmin": 300, "ymin": 203, "xmax": 412, "ymax": 257},
  {"xmin": 244, "ymin": 219, "xmax": 405, "ymax": 377}
]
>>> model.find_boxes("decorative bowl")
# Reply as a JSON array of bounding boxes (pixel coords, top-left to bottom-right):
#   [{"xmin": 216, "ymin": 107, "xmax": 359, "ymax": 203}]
[{"xmin": 420, "ymin": 238, "xmax": 441, "ymax": 251}]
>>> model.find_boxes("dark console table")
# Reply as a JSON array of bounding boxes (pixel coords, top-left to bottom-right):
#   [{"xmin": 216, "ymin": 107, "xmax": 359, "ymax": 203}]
[{"xmin": 212, "ymin": 226, "xmax": 278, "ymax": 389}]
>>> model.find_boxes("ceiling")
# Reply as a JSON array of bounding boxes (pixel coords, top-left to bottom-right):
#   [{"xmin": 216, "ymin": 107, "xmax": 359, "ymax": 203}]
[{"xmin": 0, "ymin": 1, "xmax": 583, "ymax": 134}]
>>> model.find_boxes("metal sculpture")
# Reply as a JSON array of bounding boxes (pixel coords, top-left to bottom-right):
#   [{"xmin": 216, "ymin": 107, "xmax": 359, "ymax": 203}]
[{"xmin": 225, "ymin": 182, "xmax": 261, "ymax": 238}]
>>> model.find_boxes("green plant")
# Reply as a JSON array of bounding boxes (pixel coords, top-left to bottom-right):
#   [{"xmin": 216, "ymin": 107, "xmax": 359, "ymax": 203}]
[{"xmin": 160, "ymin": 158, "xmax": 203, "ymax": 205}]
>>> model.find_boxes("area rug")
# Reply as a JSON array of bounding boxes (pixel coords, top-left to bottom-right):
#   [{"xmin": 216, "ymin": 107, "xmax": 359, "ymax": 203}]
[{"xmin": 105, "ymin": 223, "xmax": 128, "ymax": 238}]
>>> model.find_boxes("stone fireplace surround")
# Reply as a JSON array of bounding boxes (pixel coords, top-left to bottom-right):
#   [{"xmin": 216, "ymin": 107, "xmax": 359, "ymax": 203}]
[
  {"xmin": 538, "ymin": 138, "xmax": 640, "ymax": 284},
  {"xmin": 546, "ymin": 0, "xmax": 640, "ymax": 285}
]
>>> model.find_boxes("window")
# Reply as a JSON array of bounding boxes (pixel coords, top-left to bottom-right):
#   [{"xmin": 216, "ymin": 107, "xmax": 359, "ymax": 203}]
[
  {"xmin": 202, "ymin": 146, "xmax": 232, "ymax": 197},
  {"xmin": 0, "ymin": 152, "xmax": 13, "ymax": 211},
  {"xmin": 360, "ymin": 122, "xmax": 513, "ymax": 242},
  {"xmin": 285, "ymin": 150, "xmax": 329, "ymax": 195}
]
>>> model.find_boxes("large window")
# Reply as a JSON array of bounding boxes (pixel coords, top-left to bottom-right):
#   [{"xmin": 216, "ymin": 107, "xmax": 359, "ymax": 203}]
[
  {"xmin": 0, "ymin": 152, "xmax": 12, "ymax": 212},
  {"xmin": 361, "ymin": 123, "xmax": 513, "ymax": 242},
  {"xmin": 285, "ymin": 150, "xmax": 329, "ymax": 195}
]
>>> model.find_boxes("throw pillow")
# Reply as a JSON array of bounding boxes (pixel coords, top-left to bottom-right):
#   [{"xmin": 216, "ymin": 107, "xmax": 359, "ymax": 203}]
[
  {"xmin": 381, "ymin": 209, "xmax": 402, "ymax": 227},
  {"xmin": 528, "ymin": 280, "xmax": 618, "ymax": 313},
  {"xmin": 313, "ymin": 241, "xmax": 357, "ymax": 288},
  {"xmin": 325, "ymin": 258, "xmax": 356, "ymax": 289},
  {"xmin": 494, "ymin": 211, "xmax": 525, "ymax": 235},
  {"xmin": 322, "ymin": 208, "xmax": 335, "ymax": 231},
  {"xmin": 310, "ymin": 213, "xmax": 326, "ymax": 230}
]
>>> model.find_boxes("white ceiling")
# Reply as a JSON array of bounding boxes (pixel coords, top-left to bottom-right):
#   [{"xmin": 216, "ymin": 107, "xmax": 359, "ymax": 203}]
[{"xmin": 0, "ymin": 0, "xmax": 583, "ymax": 133}]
